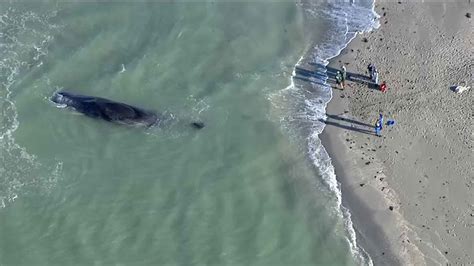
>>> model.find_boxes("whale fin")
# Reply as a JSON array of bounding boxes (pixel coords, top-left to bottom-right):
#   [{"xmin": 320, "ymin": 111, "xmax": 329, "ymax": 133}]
[{"xmin": 191, "ymin": 122, "xmax": 205, "ymax": 129}]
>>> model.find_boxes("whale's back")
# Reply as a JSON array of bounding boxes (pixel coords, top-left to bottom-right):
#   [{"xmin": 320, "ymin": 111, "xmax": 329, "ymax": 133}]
[{"xmin": 92, "ymin": 99, "xmax": 158, "ymax": 126}]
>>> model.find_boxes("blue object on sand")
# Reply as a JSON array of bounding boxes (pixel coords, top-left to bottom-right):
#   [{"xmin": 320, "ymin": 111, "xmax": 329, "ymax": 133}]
[{"xmin": 386, "ymin": 120, "xmax": 395, "ymax": 126}]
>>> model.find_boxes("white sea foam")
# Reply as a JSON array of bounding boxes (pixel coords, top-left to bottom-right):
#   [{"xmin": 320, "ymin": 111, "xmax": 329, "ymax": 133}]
[
  {"xmin": 119, "ymin": 63, "xmax": 126, "ymax": 73},
  {"xmin": 0, "ymin": 6, "xmax": 62, "ymax": 207},
  {"xmin": 308, "ymin": 1, "xmax": 379, "ymax": 264}
]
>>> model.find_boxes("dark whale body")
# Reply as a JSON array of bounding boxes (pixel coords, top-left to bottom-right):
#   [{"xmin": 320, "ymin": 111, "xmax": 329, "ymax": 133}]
[
  {"xmin": 51, "ymin": 91, "xmax": 160, "ymax": 127},
  {"xmin": 51, "ymin": 91, "xmax": 205, "ymax": 129}
]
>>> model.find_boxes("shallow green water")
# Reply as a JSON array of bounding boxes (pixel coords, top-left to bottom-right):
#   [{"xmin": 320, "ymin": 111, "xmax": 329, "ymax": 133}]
[{"xmin": 1, "ymin": 2, "xmax": 356, "ymax": 265}]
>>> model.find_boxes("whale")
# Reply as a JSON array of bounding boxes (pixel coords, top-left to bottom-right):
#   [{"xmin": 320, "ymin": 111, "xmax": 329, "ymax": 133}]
[{"xmin": 51, "ymin": 91, "xmax": 205, "ymax": 129}]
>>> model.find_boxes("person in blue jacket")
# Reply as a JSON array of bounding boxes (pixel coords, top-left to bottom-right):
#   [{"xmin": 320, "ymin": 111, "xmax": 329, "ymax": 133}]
[{"xmin": 375, "ymin": 120, "xmax": 382, "ymax": 137}]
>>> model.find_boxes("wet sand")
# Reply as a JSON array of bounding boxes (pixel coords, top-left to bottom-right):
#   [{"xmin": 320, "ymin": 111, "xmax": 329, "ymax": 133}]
[{"xmin": 320, "ymin": 1, "xmax": 473, "ymax": 265}]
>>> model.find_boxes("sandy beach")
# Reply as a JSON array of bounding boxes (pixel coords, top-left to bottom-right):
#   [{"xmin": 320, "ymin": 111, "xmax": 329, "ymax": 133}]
[{"xmin": 317, "ymin": 1, "xmax": 473, "ymax": 265}]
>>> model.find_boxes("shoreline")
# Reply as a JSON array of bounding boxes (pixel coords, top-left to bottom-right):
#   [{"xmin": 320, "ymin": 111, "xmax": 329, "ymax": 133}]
[
  {"xmin": 320, "ymin": 1, "xmax": 473, "ymax": 265},
  {"xmin": 290, "ymin": 1, "xmax": 382, "ymax": 264},
  {"xmin": 291, "ymin": 1, "xmax": 387, "ymax": 264}
]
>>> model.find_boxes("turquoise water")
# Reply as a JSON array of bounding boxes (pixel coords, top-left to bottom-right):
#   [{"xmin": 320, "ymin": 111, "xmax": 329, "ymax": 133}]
[{"xmin": 0, "ymin": 1, "xmax": 377, "ymax": 265}]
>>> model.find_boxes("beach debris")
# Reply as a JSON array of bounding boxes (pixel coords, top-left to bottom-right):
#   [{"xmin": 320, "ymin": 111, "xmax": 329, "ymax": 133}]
[
  {"xmin": 466, "ymin": 13, "xmax": 471, "ymax": 18},
  {"xmin": 389, "ymin": 206, "xmax": 394, "ymax": 211},
  {"xmin": 380, "ymin": 81, "xmax": 387, "ymax": 92},
  {"xmin": 359, "ymin": 183, "xmax": 365, "ymax": 187},
  {"xmin": 362, "ymin": 37, "xmax": 368, "ymax": 43},
  {"xmin": 451, "ymin": 85, "xmax": 470, "ymax": 94},
  {"xmin": 365, "ymin": 161, "xmax": 371, "ymax": 165}
]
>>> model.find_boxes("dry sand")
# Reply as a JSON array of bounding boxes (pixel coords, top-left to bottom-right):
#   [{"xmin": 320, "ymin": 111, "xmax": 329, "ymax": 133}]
[{"xmin": 317, "ymin": 1, "xmax": 472, "ymax": 265}]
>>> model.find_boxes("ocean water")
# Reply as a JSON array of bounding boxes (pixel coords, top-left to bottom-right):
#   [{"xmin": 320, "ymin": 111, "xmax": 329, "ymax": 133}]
[{"xmin": 0, "ymin": 1, "xmax": 378, "ymax": 265}]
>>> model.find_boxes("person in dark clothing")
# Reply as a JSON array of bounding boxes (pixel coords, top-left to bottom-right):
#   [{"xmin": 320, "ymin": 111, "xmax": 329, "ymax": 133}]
[{"xmin": 368, "ymin": 63, "xmax": 375, "ymax": 80}]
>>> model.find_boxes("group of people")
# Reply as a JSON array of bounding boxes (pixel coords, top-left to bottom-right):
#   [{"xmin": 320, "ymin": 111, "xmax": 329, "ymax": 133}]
[
  {"xmin": 332, "ymin": 63, "xmax": 393, "ymax": 137},
  {"xmin": 333, "ymin": 63, "xmax": 387, "ymax": 92},
  {"xmin": 368, "ymin": 63, "xmax": 387, "ymax": 92},
  {"xmin": 335, "ymin": 66, "xmax": 347, "ymax": 89},
  {"xmin": 368, "ymin": 64, "xmax": 388, "ymax": 136},
  {"xmin": 367, "ymin": 63, "xmax": 378, "ymax": 84}
]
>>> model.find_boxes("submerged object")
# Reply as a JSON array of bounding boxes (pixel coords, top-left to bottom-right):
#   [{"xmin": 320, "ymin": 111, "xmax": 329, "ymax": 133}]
[{"xmin": 191, "ymin": 122, "xmax": 205, "ymax": 129}]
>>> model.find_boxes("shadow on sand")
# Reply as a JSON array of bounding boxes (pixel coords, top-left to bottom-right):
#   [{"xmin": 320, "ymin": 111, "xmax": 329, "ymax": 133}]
[
  {"xmin": 299, "ymin": 62, "xmax": 380, "ymax": 90},
  {"xmin": 322, "ymin": 113, "xmax": 375, "ymax": 136},
  {"xmin": 292, "ymin": 64, "xmax": 379, "ymax": 136},
  {"xmin": 326, "ymin": 113, "xmax": 373, "ymax": 128}
]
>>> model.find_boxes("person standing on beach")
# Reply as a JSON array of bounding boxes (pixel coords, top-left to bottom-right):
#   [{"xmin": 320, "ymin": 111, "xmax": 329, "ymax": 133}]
[
  {"xmin": 341, "ymin": 65, "xmax": 347, "ymax": 87},
  {"xmin": 373, "ymin": 69, "xmax": 379, "ymax": 85},
  {"xmin": 379, "ymin": 113, "xmax": 384, "ymax": 129},
  {"xmin": 335, "ymin": 71, "xmax": 344, "ymax": 89},
  {"xmin": 368, "ymin": 63, "xmax": 374, "ymax": 80},
  {"xmin": 375, "ymin": 120, "xmax": 382, "ymax": 137}
]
